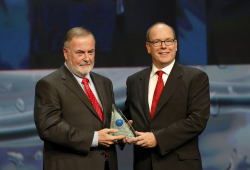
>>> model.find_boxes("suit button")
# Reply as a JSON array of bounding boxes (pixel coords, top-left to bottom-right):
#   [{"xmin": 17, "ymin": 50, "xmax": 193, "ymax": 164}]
[
  {"xmin": 151, "ymin": 129, "xmax": 154, "ymax": 132},
  {"xmin": 101, "ymin": 152, "xmax": 105, "ymax": 156}
]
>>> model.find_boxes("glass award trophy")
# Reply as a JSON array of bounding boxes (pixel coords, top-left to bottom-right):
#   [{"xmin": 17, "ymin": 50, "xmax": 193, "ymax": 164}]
[{"xmin": 110, "ymin": 104, "xmax": 137, "ymax": 140}]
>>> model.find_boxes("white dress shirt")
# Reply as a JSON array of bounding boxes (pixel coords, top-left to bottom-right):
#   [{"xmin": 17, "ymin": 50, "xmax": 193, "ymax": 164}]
[
  {"xmin": 65, "ymin": 63, "xmax": 101, "ymax": 147},
  {"xmin": 148, "ymin": 60, "xmax": 175, "ymax": 111}
]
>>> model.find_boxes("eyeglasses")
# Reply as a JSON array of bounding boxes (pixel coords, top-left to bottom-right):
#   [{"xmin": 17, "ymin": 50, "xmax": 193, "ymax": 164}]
[{"xmin": 148, "ymin": 39, "xmax": 175, "ymax": 47}]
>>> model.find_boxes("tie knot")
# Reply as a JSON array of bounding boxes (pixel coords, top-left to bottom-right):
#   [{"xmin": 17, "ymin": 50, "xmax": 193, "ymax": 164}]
[
  {"xmin": 156, "ymin": 70, "xmax": 164, "ymax": 77},
  {"xmin": 82, "ymin": 78, "xmax": 89, "ymax": 85}
]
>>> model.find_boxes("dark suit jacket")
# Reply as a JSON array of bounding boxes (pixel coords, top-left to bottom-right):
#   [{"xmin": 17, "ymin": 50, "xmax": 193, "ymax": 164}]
[
  {"xmin": 34, "ymin": 65, "xmax": 118, "ymax": 170},
  {"xmin": 124, "ymin": 62, "xmax": 210, "ymax": 170}
]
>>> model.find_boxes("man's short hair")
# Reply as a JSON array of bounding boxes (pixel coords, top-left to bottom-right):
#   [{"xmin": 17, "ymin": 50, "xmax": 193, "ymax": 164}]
[
  {"xmin": 146, "ymin": 22, "xmax": 176, "ymax": 42},
  {"xmin": 64, "ymin": 27, "xmax": 95, "ymax": 47}
]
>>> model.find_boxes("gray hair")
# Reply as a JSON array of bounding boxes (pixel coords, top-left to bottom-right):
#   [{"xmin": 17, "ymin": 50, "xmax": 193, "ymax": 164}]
[
  {"xmin": 146, "ymin": 22, "xmax": 176, "ymax": 42},
  {"xmin": 64, "ymin": 27, "xmax": 95, "ymax": 47}
]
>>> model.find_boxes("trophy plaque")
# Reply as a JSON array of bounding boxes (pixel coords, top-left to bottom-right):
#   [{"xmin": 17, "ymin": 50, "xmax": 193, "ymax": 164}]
[{"xmin": 110, "ymin": 104, "xmax": 137, "ymax": 140}]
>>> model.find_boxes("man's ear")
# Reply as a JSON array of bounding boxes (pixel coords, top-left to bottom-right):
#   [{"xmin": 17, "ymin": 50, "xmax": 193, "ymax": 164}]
[
  {"xmin": 146, "ymin": 42, "xmax": 151, "ymax": 54},
  {"xmin": 175, "ymin": 40, "xmax": 178, "ymax": 52},
  {"xmin": 63, "ymin": 47, "xmax": 68, "ymax": 61}
]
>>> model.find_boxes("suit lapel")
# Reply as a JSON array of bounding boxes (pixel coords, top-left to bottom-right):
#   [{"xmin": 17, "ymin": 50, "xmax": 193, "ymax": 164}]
[
  {"xmin": 152, "ymin": 62, "xmax": 183, "ymax": 119},
  {"xmin": 138, "ymin": 67, "xmax": 152, "ymax": 122},
  {"xmin": 90, "ymin": 72, "xmax": 108, "ymax": 125},
  {"xmin": 60, "ymin": 65, "xmax": 102, "ymax": 122}
]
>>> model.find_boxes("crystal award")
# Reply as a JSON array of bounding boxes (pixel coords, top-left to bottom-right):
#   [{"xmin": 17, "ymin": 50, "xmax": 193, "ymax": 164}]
[{"xmin": 110, "ymin": 104, "xmax": 137, "ymax": 140}]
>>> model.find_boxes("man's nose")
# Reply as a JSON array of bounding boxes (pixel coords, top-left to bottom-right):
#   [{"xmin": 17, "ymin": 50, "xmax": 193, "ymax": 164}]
[
  {"xmin": 160, "ymin": 41, "xmax": 167, "ymax": 48},
  {"xmin": 83, "ymin": 54, "xmax": 90, "ymax": 61}
]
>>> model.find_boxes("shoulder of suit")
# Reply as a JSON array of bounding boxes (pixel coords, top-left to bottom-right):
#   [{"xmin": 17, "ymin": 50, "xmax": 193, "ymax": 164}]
[
  {"xmin": 178, "ymin": 63, "xmax": 208, "ymax": 77},
  {"xmin": 34, "ymin": 68, "xmax": 61, "ymax": 91},
  {"xmin": 90, "ymin": 71, "xmax": 112, "ymax": 82},
  {"xmin": 38, "ymin": 68, "xmax": 61, "ymax": 83},
  {"xmin": 127, "ymin": 67, "xmax": 151, "ymax": 80}
]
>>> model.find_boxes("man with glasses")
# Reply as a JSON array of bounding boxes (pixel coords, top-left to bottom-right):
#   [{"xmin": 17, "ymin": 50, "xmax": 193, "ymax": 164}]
[{"xmin": 124, "ymin": 22, "xmax": 210, "ymax": 170}]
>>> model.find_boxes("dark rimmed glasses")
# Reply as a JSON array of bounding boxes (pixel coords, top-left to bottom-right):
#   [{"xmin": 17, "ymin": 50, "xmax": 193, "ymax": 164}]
[{"xmin": 148, "ymin": 39, "xmax": 175, "ymax": 47}]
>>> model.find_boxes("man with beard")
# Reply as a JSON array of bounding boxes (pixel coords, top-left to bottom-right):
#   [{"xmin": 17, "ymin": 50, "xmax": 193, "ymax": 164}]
[{"xmin": 34, "ymin": 27, "xmax": 126, "ymax": 170}]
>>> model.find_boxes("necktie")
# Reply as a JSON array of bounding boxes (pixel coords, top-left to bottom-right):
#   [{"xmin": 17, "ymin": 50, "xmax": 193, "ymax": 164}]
[
  {"xmin": 150, "ymin": 70, "xmax": 164, "ymax": 119},
  {"xmin": 82, "ymin": 78, "xmax": 103, "ymax": 122}
]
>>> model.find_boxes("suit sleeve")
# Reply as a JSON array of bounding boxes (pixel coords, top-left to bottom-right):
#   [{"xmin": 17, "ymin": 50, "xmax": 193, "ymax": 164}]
[
  {"xmin": 153, "ymin": 71, "xmax": 210, "ymax": 156},
  {"xmin": 34, "ymin": 79, "xmax": 94, "ymax": 154}
]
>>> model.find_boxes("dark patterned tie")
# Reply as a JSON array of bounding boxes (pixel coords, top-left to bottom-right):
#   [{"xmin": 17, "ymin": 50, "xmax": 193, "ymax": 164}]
[
  {"xmin": 150, "ymin": 70, "xmax": 164, "ymax": 119},
  {"xmin": 82, "ymin": 78, "xmax": 103, "ymax": 122}
]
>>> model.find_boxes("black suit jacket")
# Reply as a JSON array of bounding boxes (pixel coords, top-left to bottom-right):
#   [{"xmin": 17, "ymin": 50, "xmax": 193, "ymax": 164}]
[
  {"xmin": 124, "ymin": 62, "xmax": 210, "ymax": 170},
  {"xmin": 34, "ymin": 65, "xmax": 118, "ymax": 170}
]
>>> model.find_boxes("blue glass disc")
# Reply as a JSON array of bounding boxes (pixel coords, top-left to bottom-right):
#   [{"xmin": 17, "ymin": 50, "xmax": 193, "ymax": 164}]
[{"xmin": 116, "ymin": 119, "xmax": 123, "ymax": 126}]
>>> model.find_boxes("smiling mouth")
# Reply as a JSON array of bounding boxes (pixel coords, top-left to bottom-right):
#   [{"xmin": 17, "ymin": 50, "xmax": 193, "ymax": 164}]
[
  {"xmin": 159, "ymin": 52, "xmax": 169, "ymax": 55},
  {"xmin": 79, "ymin": 63, "xmax": 91, "ymax": 66}
]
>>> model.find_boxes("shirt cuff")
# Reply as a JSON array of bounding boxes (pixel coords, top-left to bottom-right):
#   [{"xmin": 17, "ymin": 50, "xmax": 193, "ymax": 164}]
[{"xmin": 91, "ymin": 131, "xmax": 98, "ymax": 147}]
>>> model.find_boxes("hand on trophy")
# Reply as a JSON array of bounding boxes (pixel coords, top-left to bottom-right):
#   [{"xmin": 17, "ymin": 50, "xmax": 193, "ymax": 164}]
[
  {"xmin": 114, "ymin": 120, "xmax": 134, "ymax": 144},
  {"xmin": 127, "ymin": 120, "xmax": 133, "ymax": 127},
  {"xmin": 98, "ymin": 128, "xmax": 126, "ymax": 148},
  {"xmin": 128, "ymin": 131, "xmax": 157, "ymax": 148}
]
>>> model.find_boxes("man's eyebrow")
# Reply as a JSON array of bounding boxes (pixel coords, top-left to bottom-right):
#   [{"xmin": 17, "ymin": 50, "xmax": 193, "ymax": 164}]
[
  {"xmin": 152, "ymin": 38, "xmax": 174, "ymax": 41},
  {"xmin": 150, "ymin": 39, "xmax": 160, "ymax": 42}
]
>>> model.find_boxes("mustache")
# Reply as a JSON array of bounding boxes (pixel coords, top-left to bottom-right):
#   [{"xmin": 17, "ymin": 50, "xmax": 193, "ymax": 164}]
[{"xmin": 79, "ymin": 62, "xmax": 91, "ymax": 66}]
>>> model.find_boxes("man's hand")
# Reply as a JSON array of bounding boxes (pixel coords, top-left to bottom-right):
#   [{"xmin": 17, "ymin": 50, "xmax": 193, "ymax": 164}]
[
  {"xmin": 98, "ymin": 129, "xmax": 126, "ymax": 148},
  {"xmin": 128, "ymin": 120, "xmax": 133, "ymax": 126},
  {"xmin": 128, "ymin": 131, "xmax": 157, "ymax": 148}
]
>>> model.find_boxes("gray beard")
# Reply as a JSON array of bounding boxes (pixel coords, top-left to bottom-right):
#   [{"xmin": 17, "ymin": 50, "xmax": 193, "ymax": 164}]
[{"xmin": 67, "ymin": 59, "xmax": 94, "ymax": 78}]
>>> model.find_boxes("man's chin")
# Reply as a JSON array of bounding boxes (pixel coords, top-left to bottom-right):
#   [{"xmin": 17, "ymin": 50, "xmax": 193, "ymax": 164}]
[
  {"xmin": 77, "ymin": 66, "xmax": 93, "ymax": 76},
  {"xmin": 78, "ymin": 70, "xmax": 91, "ymax": 75},
  {"xmin": 68, "ymin": 63, "xmax": 94, "ymax": 78}
]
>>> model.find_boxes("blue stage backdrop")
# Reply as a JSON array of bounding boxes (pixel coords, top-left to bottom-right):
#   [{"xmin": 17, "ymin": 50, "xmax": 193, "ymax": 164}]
[{"xmin": 1, "ymin": 66, "xmax": 250, "ymax": 170}]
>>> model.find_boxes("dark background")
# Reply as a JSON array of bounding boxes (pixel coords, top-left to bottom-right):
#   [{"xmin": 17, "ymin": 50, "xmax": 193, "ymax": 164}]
[{"xmin": 1, "ymin": 0, "xmax": 249, "ymax": 70}]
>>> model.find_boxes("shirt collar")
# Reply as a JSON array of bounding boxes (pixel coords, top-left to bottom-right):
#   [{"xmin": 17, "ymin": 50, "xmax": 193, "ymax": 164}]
[{"xmin": 150, "ymin": 59, "xmax": 175, "ymax": 78}]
